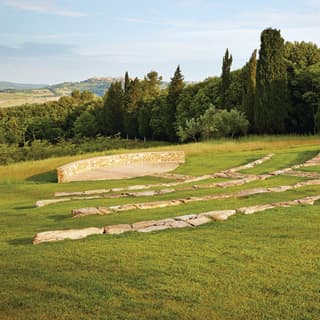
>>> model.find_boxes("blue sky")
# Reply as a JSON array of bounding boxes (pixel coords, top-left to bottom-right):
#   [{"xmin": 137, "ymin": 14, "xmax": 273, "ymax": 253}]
[{"xmin": 0, "ymin": 0, "xmax": 319, "ymax": 84}]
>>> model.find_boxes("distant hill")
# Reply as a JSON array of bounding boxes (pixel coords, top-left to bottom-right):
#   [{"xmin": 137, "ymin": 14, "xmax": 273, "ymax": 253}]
[
  {"xmin": 48, "ymin": 77, "xmax": 123, "ymax": 97},
  {"xmin": 0, "ymin": 76, "xmax": 170, "ymax": 108},
  {"xmin": 0, "ymin": 81, "xmax": 48, "ymax": 90}
]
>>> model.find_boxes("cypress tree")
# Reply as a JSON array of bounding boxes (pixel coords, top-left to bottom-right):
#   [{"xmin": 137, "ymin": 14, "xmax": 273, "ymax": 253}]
[
  {"xmin": 124, "ymin": 71, "xmax": 130, "ymax": 93},
  {"xmin": 102, "ymin": 81, "xmax": 124, "ymax": 136},
  {"xmin": 166, "ymin": 65, "xmax": 184, "ymax": 141},
  {"xmin": 254, "ymin": 28, "xmax": 289, "ymax": 133},
  {"xmin": 242, "ymin": 49, "xmax": 257, "ymax": 131},
  {"xmin": 220, "ymin": 48, "xmax": 233, "ymax": 109}
]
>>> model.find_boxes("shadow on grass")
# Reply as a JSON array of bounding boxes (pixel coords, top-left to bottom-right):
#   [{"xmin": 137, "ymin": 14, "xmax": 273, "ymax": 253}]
[
  {"xmin": 7, "ymin": 237, "xmax": 32, "ymax": 246},
  {"xmin": 13, "ymin": 205, "xmax": 34, "ymax": 210},
  {"xmin": 48, "ymin": 214, "xmax": 68, "ymax": 222},
  {"xmin": 292, "ymin": 149, "xmax": 319, "ymax": 167},
  {"xmin": 26, "ymin": 170, "xmax": 57, "ymax": 183}
]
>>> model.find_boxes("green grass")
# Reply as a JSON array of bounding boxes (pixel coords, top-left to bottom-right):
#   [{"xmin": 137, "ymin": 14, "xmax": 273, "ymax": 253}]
[{"xmin": 0, "ymin": 136, "xmax": 320, "ymax": 319}]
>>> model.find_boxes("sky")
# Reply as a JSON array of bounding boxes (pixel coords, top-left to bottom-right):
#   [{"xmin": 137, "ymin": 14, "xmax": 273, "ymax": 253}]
[{"xmin": 0, "ymin": 0, "xmax": 319, "ymax": 84}]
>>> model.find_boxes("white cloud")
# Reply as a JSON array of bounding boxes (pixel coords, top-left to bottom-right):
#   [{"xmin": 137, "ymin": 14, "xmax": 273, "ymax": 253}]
[{"xmin": 4, "ymin": 0, "xmax": 86, "ymax": 17}]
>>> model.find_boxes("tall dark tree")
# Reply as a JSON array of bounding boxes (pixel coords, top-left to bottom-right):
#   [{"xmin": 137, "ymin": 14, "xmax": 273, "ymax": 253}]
[
  {"xmin": 102, "ymin": 82, "xmax": 124, "ymax": 136},
  {"xmin": 220, "ymin": 48, "xmax": 233, "ymax": 109},
  {"xmin": 124, "ymin": 71, "xmax": 130, "ymax": 93},
  {"xmin": 165, "ymin": 65, "xmax": 184, "ymax": 141},
  {"xmin": 242, "ymin": 49, "xmax": 257, "ymax": 131},
  {"xmin": 254, "ymin": 28, "xmax": 289, "ymax": 133}
]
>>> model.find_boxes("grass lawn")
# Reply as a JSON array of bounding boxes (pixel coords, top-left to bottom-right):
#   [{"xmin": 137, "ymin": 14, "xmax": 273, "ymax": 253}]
[{"xmin": 0, "ymin": 136, "xmax": 319, "ymax": 319}]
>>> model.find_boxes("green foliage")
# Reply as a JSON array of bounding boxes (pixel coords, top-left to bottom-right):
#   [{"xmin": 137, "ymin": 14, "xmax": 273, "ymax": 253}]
[
  {"xmin": 102, "ymin": 82, "xmax": 124, "ymax": 136},
  {"xmin": 73, "ymin": 110, "xmax": 99, "ymax": 137},
  {"xmin": 285, "ymin": 41, "xmax": 320, "ymax": 71},
  {"xmin": 166, "ymin": 65, "xmax": 185, "ymax": 141},
  {"xmin": 242, "ymin": 50, "xmax": 257, "ymax": 131},
  {"xmin": 220, "ymin": 48, "xmax": 233, "ymax": 109},
  {"xmin": 178, "ymin": 106, "xmax": 248, "ymax": 142},
  {"xmin": 254, "ymin": 28, "xmax": 289, "ymax": 133},
  {"xmin": 290, "ymin": 63, "xmax": 320, "ymax": 133}
]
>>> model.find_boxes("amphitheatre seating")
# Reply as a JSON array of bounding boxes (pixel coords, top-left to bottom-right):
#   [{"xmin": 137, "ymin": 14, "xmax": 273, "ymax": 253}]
[
  {"xmin": 57, "ymin": 151, "xmax": 185, "ymax": 183},
  {"xmin": 33, "ymin": 151, "xmax": 320, "ymax": 244}
]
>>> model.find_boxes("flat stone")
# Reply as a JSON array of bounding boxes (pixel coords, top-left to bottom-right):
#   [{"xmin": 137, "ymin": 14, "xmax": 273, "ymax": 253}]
[
  {"xmin": 127, "ymin": 185, "xmax": 150, "ymax": 190},
  {"xmin": 72, "ymin": 207, "xmax": 102, "ymax": 217},
  {"xmin": 237, "ymin": 204, "xmax": 275, "ymax": 215},
  {"xmin": 137, "ymin": 225, "xmax": 171, "ymax": 233},
  {"xmin": 33, "ymin": 227, "xmax": 104, "ymax": 244},
  {"xmin": 154, "ymin": 218, "xmax": 176, "ymax": 226},
  {"xmin": 136, "ymin": 201, "xmax": 173, "ymax": 209},
  {"xmin": 267, "ymin": 186, "xmax": 293, "ymax": 192},
  {"xmin": 116, "ymin": 204, "xmax": 138, "ymax": 211},
  {"xmin": 36, "ymin": 198, "xmax": 71, "ymax": 208},
  {"xmin": 236, "ymin": 188, "xmax": 268, "ymax": 197},
  {"xmin": 54, "ymin": 191, "xmax": 84, "ymax": 197},
  {"xmin": 175, "ymin": 214, "xmax": 197, "ymax": 221},
  {"xmin": 202, "ymin": 210, "xmax": 236, "ymax": 221},
  {"xmin": 272, "ymin": 201, "xmax": 298, "ymax": 207},
  {"xmin": 127, "ymin": 190, "xmax": 157, "ymax": 197},
  {"xmin": 132, "ymin": 220, "xmax": 158, "ymax": 230},
  {"xmin": 104, "ymin": 224, "xmax": 132, "ymax": 234},
  {"xmin": 84, "ymin": 189, "xmax": 110, "ymax": 195},
  {"xmin": 97, "ymin": 207, "xmax": 112, "ymax": 215},
  {"xmin": 188, "ymin": 216, "xmax": 212, "ymax": 226},
  {"xmin": 168, "ymin": 220, "xmax": 192, "ymax": 228}
]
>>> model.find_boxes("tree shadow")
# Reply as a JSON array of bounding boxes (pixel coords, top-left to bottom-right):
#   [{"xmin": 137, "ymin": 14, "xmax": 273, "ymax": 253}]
[
  {"xmin": 48, "ymin": 214, "xmax": 69, "ymax": 222},
  {"xmin": 26, "ymin": 170, "xmax": 58, "ymax": 183},
  {"xmin": 7, "ymin": 237, "xmax": 32, "ymax": 246}
]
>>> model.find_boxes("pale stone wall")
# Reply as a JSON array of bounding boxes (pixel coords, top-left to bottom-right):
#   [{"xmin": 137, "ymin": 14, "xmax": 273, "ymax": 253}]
[{"xmin": 57, "ymin": 151, "xmax": 185, "ymax": 183}]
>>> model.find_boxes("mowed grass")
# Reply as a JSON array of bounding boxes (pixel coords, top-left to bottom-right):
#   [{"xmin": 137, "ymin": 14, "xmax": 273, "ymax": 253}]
[{"xmin": 0, "ymin": 136, "xmax": 320, "ymax": 320}]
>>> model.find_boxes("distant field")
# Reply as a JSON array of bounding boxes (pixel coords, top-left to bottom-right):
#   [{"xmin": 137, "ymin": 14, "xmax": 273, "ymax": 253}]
[
  {"xmin": 0, "ymin": 136, "xmax": 319, "ymax": 319},
  {"xmin": 0, "ymin": 89, "xmax": 61, "ymax": 108}
]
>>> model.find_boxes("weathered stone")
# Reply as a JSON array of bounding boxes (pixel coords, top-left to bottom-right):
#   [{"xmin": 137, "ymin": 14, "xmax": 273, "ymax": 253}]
[
  {"xmin": 175, "ymin": 214, "xmax": 197, "ymax": 221},
  {"xmin": 33, "ymin": 227, "xmax": 104, "ymax": 244},
  {"xmin": 84, "ymin": 189, "xmax": 110, "ymax": 195},
  {"xmin": 127, "ymin": 184, "xmax": 150, "ymax": 191},
  {"xmin": 236, "ymin": 188, "xmax": 268, "ymax": 197},
  {"xmin": 270, "ymin": 168, "xmax": 293, "ymax": 176},
  {"xmin": 115, "ymin": 204, "xmax": 138, "ymax": 212},
  {"xmin": 131, "ymin": 220, "xmax": 158, "ymax": 230},
  {"xmin": 154, "ymin": 218, "xmax": 176, "ymax": 226},
  {"xmin": 168, "ymin": 220, "xmax": 192, "ymax": 228},
  {"xmin": 202, "ymin": 210, "xmax": 236, "ymax": 221},
  {"xmin": 237, "ymin": 204, "xmax": 275, "ymax": 215},
  {"xmin": 97, "ymin": 207, "xmax": 112, "ymax": 215},
  {"xmin": 54, "ymin": 191, "xmax": 84, "ymax": 197},
  {"xmin": 36, "ymin": 198, "xmax": 71, "ymax": 208},
  {"xmin": 137, "ymin": 225, "xmax": 171, "ymax": 233},
  {"xmin": 136, "ymin": 201, "xmax": 171, "ymax": 210},
  {"xmin": 104, "ymin": 224, "xmax": 132, "ymax": 234},
  {"xmin": 128, "ymin": 190, "xmax": 157, "ymax": 197},
  {"xmin": 272, "ymin": 201, "xmax": 298, "ymax": 207},
  {"xmin": 188, "ymin": 216, "xmax": 212, "ymax": 226},
  {"xmin": 267, "ymin": 186, "xmax": 293, "ymax": 192},
  {"xmin": 72, "ymin": 207, "xmax": 102, "ymax": 217}
]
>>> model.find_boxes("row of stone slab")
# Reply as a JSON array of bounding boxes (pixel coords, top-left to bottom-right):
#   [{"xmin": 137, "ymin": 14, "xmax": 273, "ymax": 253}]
[
  {"xmin": 32, "ymin": 194, "xmax": 320, "ymax": 244},
  {"xmin": 71, "ymin": 179, "xmax": 320, "ymax": 217},
  {"xmin": 52, "ymin": 154, "xmax": 275, "ymax": 198},
  {"xmin": 36, "ymin": 154, "xmax": 275, "ymax": 207}
]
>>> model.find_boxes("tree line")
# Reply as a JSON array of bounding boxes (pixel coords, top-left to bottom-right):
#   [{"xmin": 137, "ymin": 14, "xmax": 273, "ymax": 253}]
[{"xmin": 1, "ymin": 27, "xmax": 320, "ymax": 146}]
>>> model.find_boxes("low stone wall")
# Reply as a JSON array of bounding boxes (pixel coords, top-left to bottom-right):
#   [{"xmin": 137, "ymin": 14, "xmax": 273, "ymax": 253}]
[{"xmin": 57, "ymin": 151, "xmax": 185, "ymax": 183}]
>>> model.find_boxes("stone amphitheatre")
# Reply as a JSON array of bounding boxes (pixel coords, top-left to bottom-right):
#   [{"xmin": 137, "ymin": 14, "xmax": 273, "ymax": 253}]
[{"xmin": 33, "ymin": 150, "xmax": 320, "ymax": 244}]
